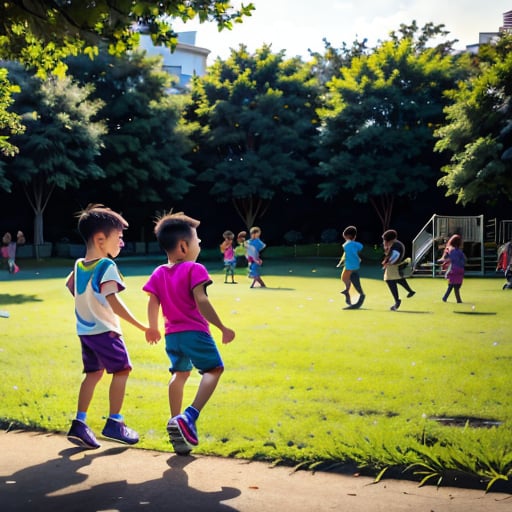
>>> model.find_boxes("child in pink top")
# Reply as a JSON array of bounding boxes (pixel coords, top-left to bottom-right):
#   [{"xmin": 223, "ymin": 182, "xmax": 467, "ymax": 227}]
[
  {"xmin": 220, "ymin": 230, "xmax": 237, "ymax": 283},
  {"xmin": 143, "ymin": 212, "xmax": 235, "ymax": 455}
]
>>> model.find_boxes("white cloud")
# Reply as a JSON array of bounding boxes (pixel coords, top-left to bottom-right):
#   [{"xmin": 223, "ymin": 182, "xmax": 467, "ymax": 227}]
[{"xmin": 172, "ymin": 0, "xmax": 511, "ymax": 62}]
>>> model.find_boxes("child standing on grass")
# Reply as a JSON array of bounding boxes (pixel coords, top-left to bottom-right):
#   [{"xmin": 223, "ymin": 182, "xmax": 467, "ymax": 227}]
[
  {"xmin": 2, "ymin": 232, "xmax": 18, "ymax": 274},
  {"xmin": 246, "ymin": 226, "xmax": 266, "ymax": 288},
  {"xmin": 220, "ymin": 230, "xmax": 237, "ymax": 283},
  {"xmin": 66, "ymin": 204, "xmax": 150, "ymax": 450},
  {"xmin": 234, "ymin": 230, "xmax": 247, "ymax": 268},
  {"xmin": 439, "ymin": 234, "xmax": 466, "ymax": 303},
  {"xmin": 336, "ymin": 225, "xmax": 365, "ymax": 309},
  {"xmin": 143, "ymin": 212, "xmax": 235, "ymax": 455}
]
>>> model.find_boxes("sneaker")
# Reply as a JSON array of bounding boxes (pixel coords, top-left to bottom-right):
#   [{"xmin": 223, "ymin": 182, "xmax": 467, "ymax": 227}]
[
  {"xmin": 176, "ymin": 413, "xmax": 199, "ymax": 446},
  {"xmin": 67, "ymin": 419, "xmax": 100, "ymax": 449},
  {"xmin": 167, "ymin": 417, "xmax": 192, "ymax": 455},
  {"xmin": 390, "ymin": 299, "xmax": 401, "ymax": 311},
  {"xmin": 345, "ymin": 294, "xmax": 365, "ymax": 310},
  {"xmin": 407, "ymin": 291, "xmax": 416, "ymax": 298},
  {"xmin": 341, "ymin": 289, "xmax": 351, "ymax": 305},
  {"xmin": 102, "ymin": 418, "xmax": 139, "ymax": 445}
]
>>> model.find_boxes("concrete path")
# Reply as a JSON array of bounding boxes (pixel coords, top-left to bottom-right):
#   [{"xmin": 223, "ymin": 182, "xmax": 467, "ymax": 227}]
[{"xmin": 1, "ymin": 430, "xmax": 510, "ymax": 511}]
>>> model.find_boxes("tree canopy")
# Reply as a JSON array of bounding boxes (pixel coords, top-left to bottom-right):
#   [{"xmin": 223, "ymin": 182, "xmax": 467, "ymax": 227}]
[
  {"xmin": 435, "ymin": 35, "xmax": 512, "ymax": 205},
  {"xmin": 0, "ymin": 1, "xmax": 254, "ymax": 76},
  {"xmin": 2, "ymin": 62, "xmax": 105, "ymax": 245},
  {"xmin": 315, "ymin": 23, "xmax": 466, "ymax": 231},
  {"xmin": 66, "ymin": 49, "xmax": 195, "ymax": 205},
  {"xmin": 186, "ymin": 44, "xmax": 320, "ymax": 227}
]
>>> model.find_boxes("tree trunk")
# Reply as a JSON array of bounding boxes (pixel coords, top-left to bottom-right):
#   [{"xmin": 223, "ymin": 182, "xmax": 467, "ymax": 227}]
[
  {"xmin": 369, "ymin": 194, "xmax": 395, "ymax": 233},
  {"xmin": 23, "ymin": 176, "xmax": 55, "ymax": 251},
  {"xmin": 232, "ymin": 196, "xmax": 271, "ymax": 229}
]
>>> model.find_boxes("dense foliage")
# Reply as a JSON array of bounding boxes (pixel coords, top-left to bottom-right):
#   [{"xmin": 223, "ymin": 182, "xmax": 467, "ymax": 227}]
[
  {"xmin": 185, "ymin": 44, "xmax": 321, "ymax": 227},
  {"xmin": 0, "ymin": 1, "xmax": 255, "ymax": 76},
  {"xmin": 315, "ymin": 23, "xmax": 468, "ymax": 231},
  {"xmin": 2, "ymin": 63, "xmax": 105, "ymax": 245},
  {"xmin": 435, "ymin": 34, "xmax": 512, "ymax": 205}
]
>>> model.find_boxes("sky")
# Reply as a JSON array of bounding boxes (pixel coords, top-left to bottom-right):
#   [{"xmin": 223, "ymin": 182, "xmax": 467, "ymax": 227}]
[{"xmin": 172, "ymin": 0, "xmax": 512, "ymax": 63}]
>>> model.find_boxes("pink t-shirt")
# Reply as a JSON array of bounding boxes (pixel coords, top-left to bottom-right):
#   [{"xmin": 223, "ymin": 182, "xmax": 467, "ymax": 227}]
[{"xmin": 143, "ymin": 261, "xmax": 212, "ymax": 335}]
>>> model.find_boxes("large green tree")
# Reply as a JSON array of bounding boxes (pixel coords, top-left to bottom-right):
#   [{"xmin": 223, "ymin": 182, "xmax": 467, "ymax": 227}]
[
  {"xmin": 0, "ymin": 1, "xmax": 255, "ymax": 76},
  {"xmin": 2, "ymin": 62, "xmax": 105, "ymax": 247},
  {"xmin": 0, "ymin": 1, "xmax": 254, "ymax": 161},
  {"xmin": 315, "ymin": 22, "xmax": 465, "ymax": 231},
  {"xmin": 186, "ymin": 44, "xmax": 320, "ymax": 228},
  {"xmin": 435, "ymin": 35, "xmax": 512, "ymax": 205},
  {"xmin": 66, "ymin": 49, "xmax": 195, "ymax": 205}
]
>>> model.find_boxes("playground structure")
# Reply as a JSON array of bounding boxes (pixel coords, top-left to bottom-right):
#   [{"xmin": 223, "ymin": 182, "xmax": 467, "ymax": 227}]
[{"xmin": 411, "ymin": 214, "xmax": 512, "ymax": 277}]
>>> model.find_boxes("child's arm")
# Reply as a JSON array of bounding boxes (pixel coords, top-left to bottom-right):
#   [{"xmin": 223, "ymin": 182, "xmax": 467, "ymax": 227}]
[
  {"xmin": 193, "ymin": 285, "xmax": 235, "ymax": 344},
  {"xmin": 106, "ymin": 292, "xmax": 148, "ymax": 332},
  {"xmin": 145, "ymin": 292, "xmax": 161, "ymax": 344},
  {"xmin": 65, "ymin": 271, "xmax": 75, "ymax": 296}
]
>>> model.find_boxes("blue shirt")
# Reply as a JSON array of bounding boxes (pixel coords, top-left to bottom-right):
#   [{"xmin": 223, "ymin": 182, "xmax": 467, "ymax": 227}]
[{"xmin": 343, "ymin": 240, "xmax": 363, "ymax": 271}]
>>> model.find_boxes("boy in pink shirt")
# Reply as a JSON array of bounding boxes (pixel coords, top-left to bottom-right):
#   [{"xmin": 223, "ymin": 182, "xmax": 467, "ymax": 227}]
[{"xmin": 143, "ymin": 212, "xmax": 235, "ymax": 455}]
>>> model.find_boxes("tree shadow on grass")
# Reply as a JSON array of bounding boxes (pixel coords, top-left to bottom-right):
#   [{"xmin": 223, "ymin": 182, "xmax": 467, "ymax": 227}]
[{"xmin": 0, "ymin": 293, "xmax": 43, "ymax": 305}]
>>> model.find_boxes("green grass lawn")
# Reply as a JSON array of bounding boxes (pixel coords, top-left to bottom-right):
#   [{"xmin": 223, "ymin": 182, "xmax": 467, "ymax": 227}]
[{"xmin": 1, "ymin": 257, "xmax": 511, "ymax": 490}]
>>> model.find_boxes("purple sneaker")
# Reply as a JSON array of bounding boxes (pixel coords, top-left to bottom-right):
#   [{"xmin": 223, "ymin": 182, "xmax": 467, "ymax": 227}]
[
  {"xmin": 102, "ymin": 418, "xmax": 139, "ymax": 445},
  {"xmin": 166, "ymin": 417, "xmax": 192, "ymax": 455},
  {"xmin": 67, "ymin": 419, "xmax": 100, "ymax": 449},
  {"xmin": 176, "ymin": 413, "xmax": 198, "ymax": 446}
]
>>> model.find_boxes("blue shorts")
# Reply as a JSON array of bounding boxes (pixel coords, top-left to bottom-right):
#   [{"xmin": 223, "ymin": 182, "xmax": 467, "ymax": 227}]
[
  {"xmin": 165, "ymin": 331, "xmax": 223, "ymax": 374},
  {"xmin": 248, "ymin": 261, "xmax": 261, "ymax": 277},
  {"xmin": 79, "ymin": 332, "xmax": 132, "ymax": 374},
  {"xmin": 224, "ymin": 258, "xmax": 236, "ymax": 271}
]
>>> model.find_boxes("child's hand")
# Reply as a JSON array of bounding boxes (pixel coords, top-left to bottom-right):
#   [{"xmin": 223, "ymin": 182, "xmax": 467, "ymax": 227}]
[
  {"xmin": 221, "ymin": 327, "xmax": 235, "ymax": 344},
  {"xmin": 145, "ymin": 327, "xmax": 161, "ymax": 345}
]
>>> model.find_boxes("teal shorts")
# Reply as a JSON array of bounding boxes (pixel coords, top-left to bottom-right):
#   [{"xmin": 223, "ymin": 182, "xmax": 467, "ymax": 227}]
[{"xmin": 165, "ymin": 331, "xmax": 223, "ymax": 374}]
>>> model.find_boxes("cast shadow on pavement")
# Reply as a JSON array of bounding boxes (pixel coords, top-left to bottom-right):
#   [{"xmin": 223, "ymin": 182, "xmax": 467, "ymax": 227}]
[{"xmin": 2, "ymin": 444, "xmax": 241, "ymax": 512}]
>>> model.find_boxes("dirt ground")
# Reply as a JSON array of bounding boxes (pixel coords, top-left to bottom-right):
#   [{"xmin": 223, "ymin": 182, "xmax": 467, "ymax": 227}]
[{"xmin": 1, "ymin": 430, "xmax": 511, "ymax": 512}]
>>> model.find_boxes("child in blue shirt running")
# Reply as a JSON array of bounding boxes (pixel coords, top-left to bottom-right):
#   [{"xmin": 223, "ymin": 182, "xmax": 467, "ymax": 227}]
[{"xmin": 337, "ymin": 225, "xmax": 365, "ymax": 309}]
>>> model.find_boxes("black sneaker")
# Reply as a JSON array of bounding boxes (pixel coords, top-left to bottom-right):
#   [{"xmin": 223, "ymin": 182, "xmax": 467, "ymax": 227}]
[
  {"xmin": 390, "ymin": 299, "xmax": 401, "ymax": 311},
  {"xmin": 346, "ymin": 294, "xmax": 365, "ymax": 310},
  {"xmin": 67, "ymin": 419, "xmax": 100, "ymax": 449},
  {"xmin": 407, "ymin": 291, "xmax": 416, "ymax": 298}
]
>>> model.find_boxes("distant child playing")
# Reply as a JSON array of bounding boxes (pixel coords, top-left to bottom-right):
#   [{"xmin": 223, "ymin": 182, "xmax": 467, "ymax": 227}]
[
  {"xmin": 220, "ymin": 230, "xmax": 237, "ymax": 283},
  {"xmin": 143, "ymin": 212, "xmax": 235, "ymax": 455},
  {"xmin": 234, "ymin": 231, "xmax": 247, "ymax": 268},
  {"xmin": 66, "ymin": 204, "xmax": 150, "ymax": 450},
  {"xmin": 246, "ymin": 226, "xmax": 266, "ymax": 288},
  {"xmin": 336, "ymin": 225, "xmax": 365, "ymax": 309},
  {"xmin": 381, "ymin": 229, "xmax": 415, "ymax": 311},
  {"xmin": 439, "ymin": 234, "xmax": 466, "ymax": 303}
]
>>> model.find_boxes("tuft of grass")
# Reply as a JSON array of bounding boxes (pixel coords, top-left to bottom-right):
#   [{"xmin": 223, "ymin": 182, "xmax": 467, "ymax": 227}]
[{"xmin": 0, "ymin": 257, "xmax": 511, "ymax": 490}]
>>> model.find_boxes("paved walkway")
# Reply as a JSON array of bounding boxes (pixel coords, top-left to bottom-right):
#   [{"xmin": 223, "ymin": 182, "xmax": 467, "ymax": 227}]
[{"xmin": 1, "ymin": 430, "xmax": 510, "ymax": 511}]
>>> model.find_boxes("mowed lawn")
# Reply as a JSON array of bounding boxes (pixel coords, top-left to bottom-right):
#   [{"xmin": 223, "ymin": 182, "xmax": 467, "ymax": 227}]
[{"xmin": 1, "ymin": 257, "xmax": 511, "ymax": 488}]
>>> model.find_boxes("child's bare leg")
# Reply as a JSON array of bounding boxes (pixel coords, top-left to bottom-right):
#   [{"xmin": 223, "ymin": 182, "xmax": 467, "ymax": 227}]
[
  {"xmin": 108, "ymin": 368, "xmax": 130, "ymax": 416},
  {"xmin": 341, "ymin": 269, "xmax": 352, "ymax": 291},
  {"xmin": 341, "ymin": 269, "xmax": 352, "ymax": 304},
  {"xmin": 190, "ymin": 366, "xmax": 224, "ymax": 412},
  {"xmin": 169, "ymin": 371, "xmax": 190, "ymax": 417},
  {"xmin": 77, "ymin": 369, "xmax": 104, "ymax": 413},
  {"xmin": 256, "ymin": 276, "xmax": 266, "ymax": 287}
]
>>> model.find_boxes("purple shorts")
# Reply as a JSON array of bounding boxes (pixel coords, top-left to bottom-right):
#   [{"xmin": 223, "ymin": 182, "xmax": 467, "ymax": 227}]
[{"xmin": 79, "ymin": 332, "xmax": 132, "ymax": 374}]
